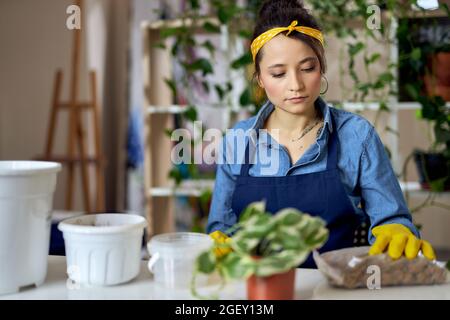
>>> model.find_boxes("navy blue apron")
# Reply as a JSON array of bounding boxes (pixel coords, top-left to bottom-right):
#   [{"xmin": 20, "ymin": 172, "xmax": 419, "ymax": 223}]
[{"xmin": 230, "ymin": 111, "xmax": 360, "ymax": 268}]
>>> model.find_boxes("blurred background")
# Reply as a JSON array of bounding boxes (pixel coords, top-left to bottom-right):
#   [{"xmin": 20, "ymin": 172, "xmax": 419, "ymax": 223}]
[{"xmin": 0, "ymin": 0, "xmax": 449, "ymax": 259}]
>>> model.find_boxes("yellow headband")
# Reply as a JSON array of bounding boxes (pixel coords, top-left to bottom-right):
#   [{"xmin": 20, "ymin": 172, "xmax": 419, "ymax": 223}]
[{"xmin": 250, "ymin": 20, "xmax": 324, "ymax": 62}]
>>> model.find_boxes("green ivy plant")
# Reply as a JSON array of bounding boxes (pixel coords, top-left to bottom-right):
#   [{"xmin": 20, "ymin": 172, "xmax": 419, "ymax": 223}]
[
  {"xmin": 304, "ymin": 0, "xmax": 401, "ymax": 154},
  {"xmin": 398, "ymin": 2, "xmax": 450, "ymax": 154},
  {"xmin": 190, "ymin": 201, "xmax": 329, "ymax": 299},
  {"xmin": 153, "ymin": 0, "xmax": 264, "ymax": 186},
  {"xmin": 151, "ymin": 1, "xmax": 265, "ymax": 233},
  {"xmin": 154, "ymin": 0, "xmax": 264, "ymax": 112}
]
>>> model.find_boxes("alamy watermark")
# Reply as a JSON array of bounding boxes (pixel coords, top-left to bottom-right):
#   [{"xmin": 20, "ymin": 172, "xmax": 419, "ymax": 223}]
[
  {"xmin": 169, "ymin": 121, "xmax": 281, "ymax": 175},
  {"xmin": 366, "ymin": 264, "xmax": 381, "ymax": 290},
  {"xmin": 66, "ymin": 5, "xmax": 81, "ymax": 30},
  {"xmin": 366, "ymin": 4, "xmax": 381, "ymax": 30}
]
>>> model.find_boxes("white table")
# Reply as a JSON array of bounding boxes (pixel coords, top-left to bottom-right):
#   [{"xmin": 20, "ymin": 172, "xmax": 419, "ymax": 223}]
[{"xmin": 1, "ymin": 256, "xmax": 449, "ymax": 300}]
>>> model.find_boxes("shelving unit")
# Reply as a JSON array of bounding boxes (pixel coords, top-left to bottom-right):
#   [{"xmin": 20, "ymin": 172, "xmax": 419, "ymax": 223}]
[
  {"xmin": 141, "ymin": 17, "xmax": 237, "ymax": 238},
  {"xmin": 149, "ymin": 179, "xmax": 215, "ymax": 197}
]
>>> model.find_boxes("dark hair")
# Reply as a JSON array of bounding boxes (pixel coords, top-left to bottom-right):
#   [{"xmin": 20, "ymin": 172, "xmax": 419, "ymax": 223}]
[{"xmin": 252, "ymin": 0, "xmax": 326, "ymax": 80}]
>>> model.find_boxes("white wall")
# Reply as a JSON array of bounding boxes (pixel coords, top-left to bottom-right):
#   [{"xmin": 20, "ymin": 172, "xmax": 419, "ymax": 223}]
[
  {"xmin": 85, "ymin": 0, "xmax": 130, "ymax": 211},
  {"xmin": 1, "ymin": 0, "xmax": 78, "ymax": 210},
  {"xmin": 0, "ymin": 0, "xmax": 129, "ymax": 211}
]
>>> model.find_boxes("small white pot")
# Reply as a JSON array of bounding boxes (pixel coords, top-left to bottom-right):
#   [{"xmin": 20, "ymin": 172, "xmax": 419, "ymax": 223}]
[
  {"xmin": 0, "ymin": 161, "xmax": 61, "ymax": 295},
  {"xmin": 58, "ymin": 213, "xmax": 147, "ymax": 286}
]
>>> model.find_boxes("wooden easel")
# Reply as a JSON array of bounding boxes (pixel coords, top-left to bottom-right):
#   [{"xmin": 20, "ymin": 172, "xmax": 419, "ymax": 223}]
[{"xmin": 38, "ymin": 0, "xmax": 105, "ymax": 213}]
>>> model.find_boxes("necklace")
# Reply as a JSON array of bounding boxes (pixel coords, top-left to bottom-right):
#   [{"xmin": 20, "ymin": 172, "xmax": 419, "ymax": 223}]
[{"xmin": 290, "ymin": 118, "xmax": 323, "ymax": 143}]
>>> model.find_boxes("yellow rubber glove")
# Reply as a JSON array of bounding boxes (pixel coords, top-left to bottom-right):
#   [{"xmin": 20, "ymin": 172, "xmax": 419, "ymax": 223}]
[
  {"xmin": 209, "ymin": 230, "xmax": 232, "ymax": 258},
  {"xmin": 369, "ymin": 223, "xmax": 436, "ymax": 260}
]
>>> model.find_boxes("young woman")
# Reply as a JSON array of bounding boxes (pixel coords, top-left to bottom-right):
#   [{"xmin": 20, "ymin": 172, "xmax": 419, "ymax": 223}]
[{"xmin": 207, "ymin": 0, "xmax": 436, "ymax": 268}]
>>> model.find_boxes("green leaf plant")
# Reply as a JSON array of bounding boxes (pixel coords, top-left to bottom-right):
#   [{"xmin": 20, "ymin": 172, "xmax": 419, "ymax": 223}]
[
  {"xmin": 190, "ymin": 201, "xmax": 329, "ymax": 299},
  {"xmin": 153, "ymin": 1, "xmax": 266, "ymax": 183}
]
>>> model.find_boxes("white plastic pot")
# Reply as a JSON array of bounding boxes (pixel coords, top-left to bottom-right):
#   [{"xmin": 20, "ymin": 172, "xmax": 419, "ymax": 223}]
[
  {"xmin": 58, "ymin": 213, "xmax": 147, "ymax": 286},
  {"xmin": 0, "ymin": 161, "xmax": 61, "ymax": 295},
  {"xmin": 147, "ymin": 232, "xmax": 213, "ymax": 289}
]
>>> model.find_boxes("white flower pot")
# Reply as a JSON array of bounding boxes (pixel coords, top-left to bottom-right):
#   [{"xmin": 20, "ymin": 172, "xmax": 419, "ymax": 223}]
[
  {"xmin": 0, "ymin": 161, "xmax": 61, "ymax": 295},
  {"xmin": 58, "ymin": 213, "xmax": 146, "ymax": 286}
]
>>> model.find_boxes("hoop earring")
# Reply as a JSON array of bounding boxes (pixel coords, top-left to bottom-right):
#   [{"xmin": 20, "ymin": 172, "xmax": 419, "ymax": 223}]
[{"xmin": 320, "ymin": 75, "xmax": 329, "ymax": 95}]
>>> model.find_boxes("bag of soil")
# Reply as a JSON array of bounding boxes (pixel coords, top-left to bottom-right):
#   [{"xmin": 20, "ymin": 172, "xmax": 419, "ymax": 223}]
[{"xmin": 313, "ymin": 246, "xmax": 449, "ymax": 289}]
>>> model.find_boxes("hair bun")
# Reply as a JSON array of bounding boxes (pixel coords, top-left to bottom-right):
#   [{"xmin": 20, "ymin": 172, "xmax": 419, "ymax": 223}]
[{"xmin": 258, "ymin": 0, "xmax": 306, "ymax": 18}]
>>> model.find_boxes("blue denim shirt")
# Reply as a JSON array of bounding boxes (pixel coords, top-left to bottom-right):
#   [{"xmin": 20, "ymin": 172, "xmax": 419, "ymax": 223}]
[{"xmin": 207, "ymin": 97, "xmax": 419, "ymax": 244}]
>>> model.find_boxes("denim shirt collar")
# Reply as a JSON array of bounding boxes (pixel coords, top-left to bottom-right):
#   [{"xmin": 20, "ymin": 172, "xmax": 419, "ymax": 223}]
[{"xmin": 247, "ymin": 97, "xmax": 334, "ymax": 148}]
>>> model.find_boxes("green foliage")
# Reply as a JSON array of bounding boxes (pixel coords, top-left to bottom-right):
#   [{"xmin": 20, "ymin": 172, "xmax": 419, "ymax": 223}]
[
  {"xmin": 231, "ymin": 53, "xmax": 253, "ymax": 69},
  {"xmin": 398, "ymin": 5, "xmax": 450, "ymax": 194},
  {"xmin": 308, "ymin": 0, "xmax": 450, "ymax": 198},
  {"xmin": 199, "ymin": 189, "xmax": 213, "ymax": 213},
  {"xmin": 155, "ymin": 0, "xmax": 262, "ymax": 116},
  {"xmin": 398, "ymin": 8, "xmax": 450, "ymax": 204},
  {"xmin": 397, "ymin": 3, "xmax": 450, "ymax": 155},
  {"xmin": 305, "ymin": 0, "xmax": 398, "ymax": 133},
  {"xmin": 154, "ymin": 1, "xmax": 264, "ymax": 190},
  {"xmin": 168, "ymin": 167, "xmax": 183, "ymax": 185},
  {"xmin": 164, "ymin": 78, "xmax": 177, "ymax": 101},
  {"xmin": 182, "ymin": 58, "xmax": 214, "ymax": 76},
  {"xmin": 191, "ymin": 201, "xmax": 329, "ymax": 299},
  {"xmin": 183, "ymin": 105, "xmax": 198, "ymax": 122},
  {"xmin": 203, "ymin": 21, "xmax": 221, "ymax": 33}
]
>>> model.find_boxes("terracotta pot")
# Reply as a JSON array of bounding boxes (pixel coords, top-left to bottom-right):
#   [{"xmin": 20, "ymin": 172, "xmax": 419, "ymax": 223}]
[
  {"xmin": 424, "ymin": 52, "xmax": 450, "ymax": 101},
  {"xmin": 433, "ymin": 52, "xmax": 450, "ymax": 85},
  {"xmin": 424, "ymin": 78, "xmax": 450, "ymax": 101},
  {"xmin": 246, "ymin": 268, "xmax": 296, "ymax": 300}
]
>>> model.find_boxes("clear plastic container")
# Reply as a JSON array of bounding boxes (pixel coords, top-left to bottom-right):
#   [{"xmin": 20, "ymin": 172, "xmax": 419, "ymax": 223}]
[{"xmin": 147, "ymin": 232, "xmax": 212, "ymax": 289}]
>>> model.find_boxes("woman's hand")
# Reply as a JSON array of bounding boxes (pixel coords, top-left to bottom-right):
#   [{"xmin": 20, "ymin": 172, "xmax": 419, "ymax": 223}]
[{"xmin": 369, "ymin": 224, "xmax": 436, "ymax": 260}]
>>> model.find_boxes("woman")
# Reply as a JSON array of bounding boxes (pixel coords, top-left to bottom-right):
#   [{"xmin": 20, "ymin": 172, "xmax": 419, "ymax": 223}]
[{"xmin": 206, "ymin": 0, "xmax": 436, "ymax": 268}]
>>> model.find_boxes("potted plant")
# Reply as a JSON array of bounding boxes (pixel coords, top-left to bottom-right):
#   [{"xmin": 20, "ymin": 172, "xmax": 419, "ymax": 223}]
[
  {"xmin": 417, "ymin": 44, "xmax": 450, "ymax": 191},
  {"xmin": 406, "ymin": 51, "xmax": 450, "ymax": 191},
  {"xmin": 412, "ymin": 94, "xmax": 450, "ymax": 191},
  {"xmin": 397, "ymin": 6, "xmax": 450, "ymax": 192},
  {"xmin": 191, "ymin": 201, "xmax": 329, "ymax": 300}
]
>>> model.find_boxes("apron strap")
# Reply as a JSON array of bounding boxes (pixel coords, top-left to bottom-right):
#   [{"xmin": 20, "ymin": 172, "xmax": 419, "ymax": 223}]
[
  {"xmin": 326, "ymin": 110, "xmax": 339, "ymax": 170},
  {"xmin": 239, "ymin": 137, "xmax": 255, "ymax": 177}
]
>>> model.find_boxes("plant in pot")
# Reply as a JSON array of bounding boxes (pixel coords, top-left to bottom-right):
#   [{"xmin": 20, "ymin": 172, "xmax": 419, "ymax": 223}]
[
  {"xmin": 416, "ymin": 44, "xmax": 450, "ymax": 192},
  {"xmin": 412, "ymin": 94, "xmax": 450, "ymax": 191},
  {"xmin": 397, "ymin": 7, "xmax": 450, "ymax": 192},
  {"xmin": 191, "ymin": 201, "xmax": 329, "ymax": 300},
  {"xmin": 405, "ymin": 65, "xmax": 450, "ymax": 191}
]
